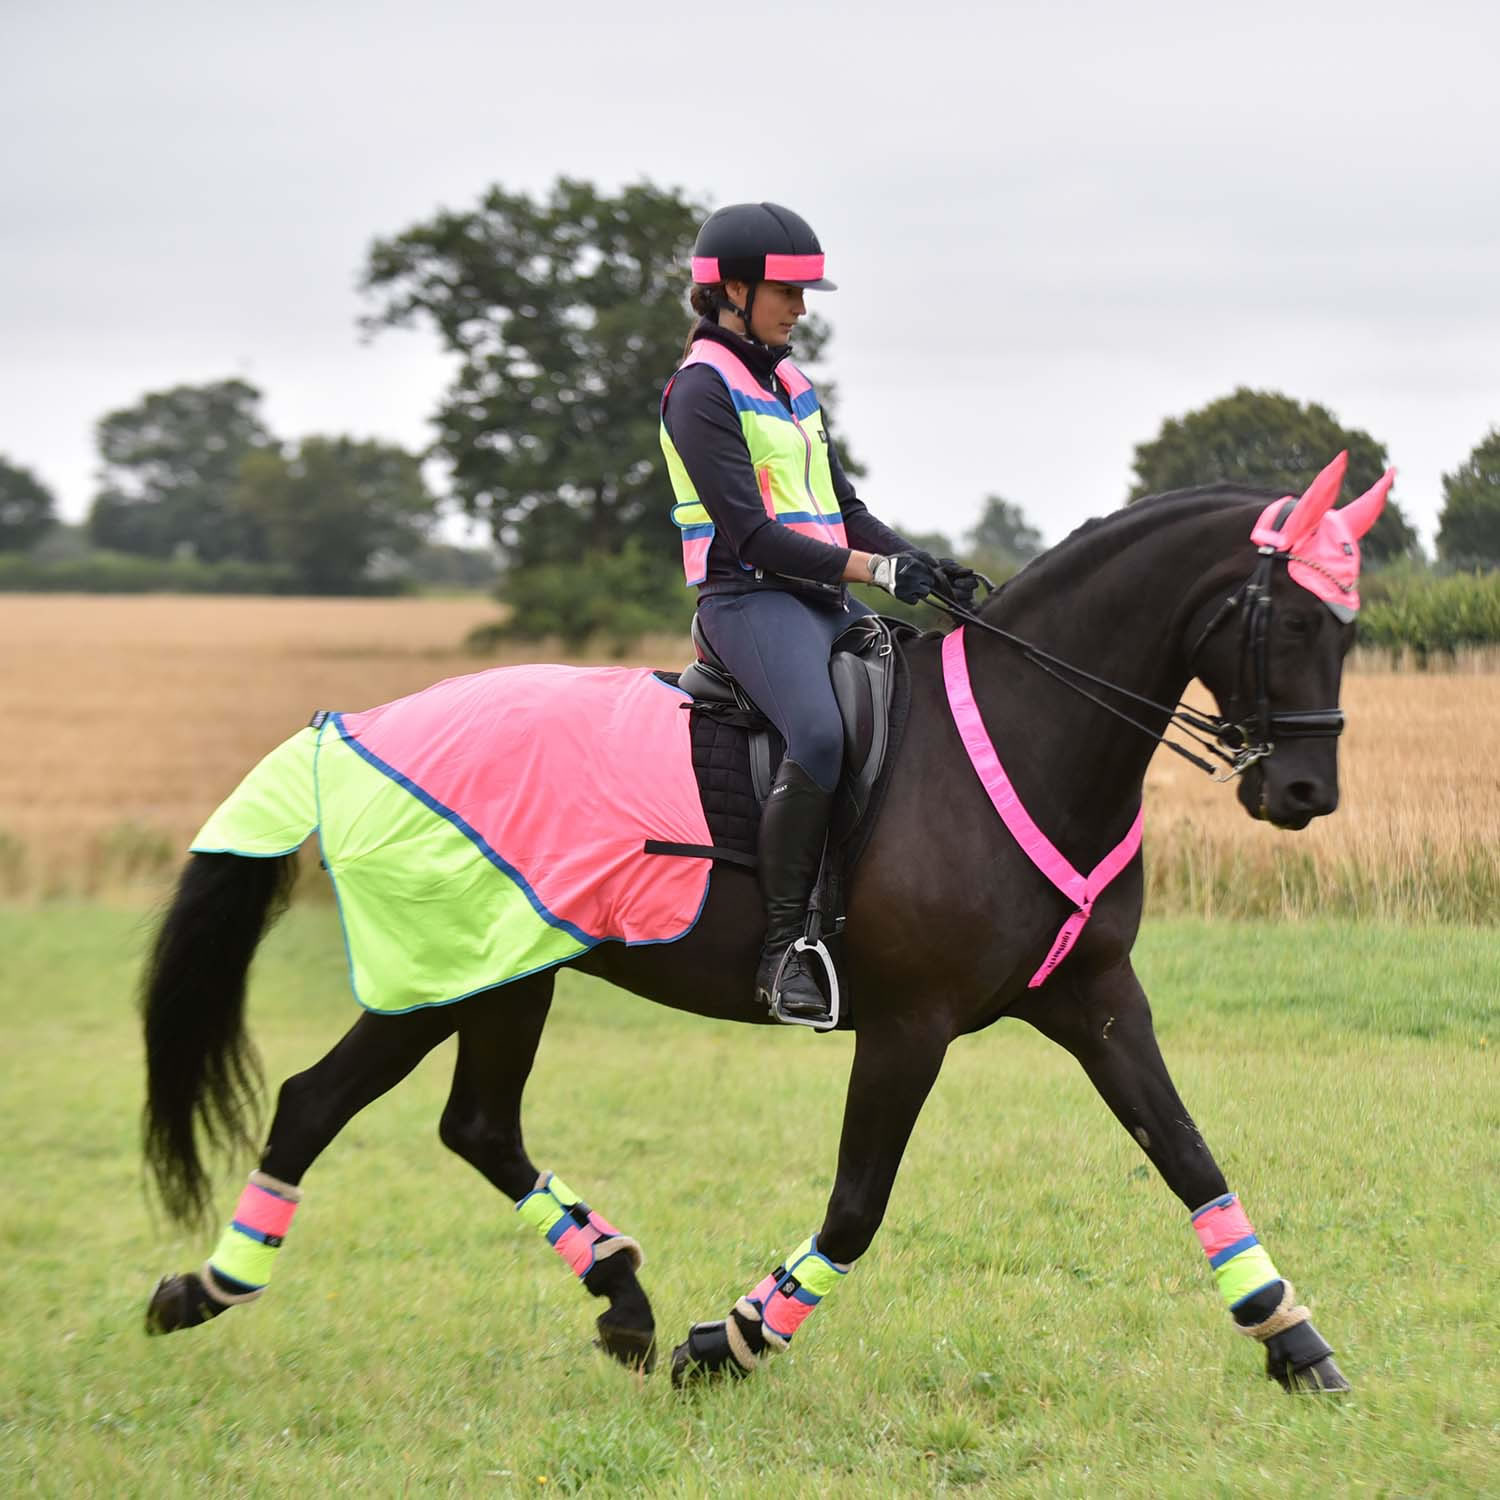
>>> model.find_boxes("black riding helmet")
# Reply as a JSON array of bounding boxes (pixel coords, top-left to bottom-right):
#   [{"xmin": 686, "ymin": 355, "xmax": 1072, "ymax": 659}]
[{"xmin": 691, "ymin": 203, "xmax": 836, "ymax": 342}]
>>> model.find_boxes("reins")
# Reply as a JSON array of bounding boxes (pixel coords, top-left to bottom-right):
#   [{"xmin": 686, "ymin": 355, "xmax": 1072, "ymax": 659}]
[{"xmin": 920, "ymin": 541, "xmax": 1342, "ymax": 782}]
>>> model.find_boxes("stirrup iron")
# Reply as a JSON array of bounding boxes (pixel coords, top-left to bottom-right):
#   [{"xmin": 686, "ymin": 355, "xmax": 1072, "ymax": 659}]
[{"xmin": 769, "ymin": 937, "xmax": 840, "ymax": 1032}]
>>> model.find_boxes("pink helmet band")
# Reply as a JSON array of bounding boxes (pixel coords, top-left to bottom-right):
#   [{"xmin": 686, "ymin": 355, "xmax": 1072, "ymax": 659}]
[
  {"xmin": 691, "ymin": 253, "xmax": 827, "ymax": 285},
  {"xmin": 764, "ymin": 253, "xmax": 825, "ymax": 282}
]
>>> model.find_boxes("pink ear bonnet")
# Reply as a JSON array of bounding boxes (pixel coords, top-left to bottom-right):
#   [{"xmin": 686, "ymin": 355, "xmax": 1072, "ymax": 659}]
[{"xmin": 1248, "ymin": 452, "xmax": 1396, "ymax": 622}]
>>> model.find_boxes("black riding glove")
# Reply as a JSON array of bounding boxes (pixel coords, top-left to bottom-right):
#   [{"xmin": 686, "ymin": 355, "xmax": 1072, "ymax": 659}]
[
  {"xmin": 868, "ymin": 551, "xmax": 938, "ymax": 604},
  {"xmin": 935, "ymin": 557, "xmax": 979, "ymax": 608},
  {"xmin": 909, "ymin": 549, "xmax": 980, "ymax": 608}
]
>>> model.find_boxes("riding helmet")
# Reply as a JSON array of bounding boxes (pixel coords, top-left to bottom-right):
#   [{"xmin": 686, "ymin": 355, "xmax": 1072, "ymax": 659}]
[{"xmin": 690, "ymin": 203, "xmax": 838, "ymax": 290}]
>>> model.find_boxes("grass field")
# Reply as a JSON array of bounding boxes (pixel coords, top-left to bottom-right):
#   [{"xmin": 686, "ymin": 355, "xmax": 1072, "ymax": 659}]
[
  {"xmin": 3, "ymin": 594, "xmax": 1499, "ymax": 921},
  {"xmin": 1, "ymin": 906, "xmax": 1495, "ymax": 1496}
]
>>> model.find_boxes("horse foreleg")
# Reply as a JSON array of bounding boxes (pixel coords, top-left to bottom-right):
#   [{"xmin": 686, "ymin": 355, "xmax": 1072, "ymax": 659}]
[
  {"xmin": 146, "ymin": 1004, "xmax": 458, "ymax": 1335},
  {"xmin": 1016, "ymin": 960, "xmax": 1348, "ymax": 1393},
  {"xmin": 437, "ymin": 975, "xmax": 655, "ymax": 1372},
  {"xmin": 671, "ymin": 1013, "xmax": 949, "ymax": 1385}
]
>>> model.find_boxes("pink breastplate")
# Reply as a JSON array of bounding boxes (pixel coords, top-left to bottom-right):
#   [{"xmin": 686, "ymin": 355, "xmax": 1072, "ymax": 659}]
[{"xmin": 942, "ymin": 627, "xmax": 1143, "ymax": 988}]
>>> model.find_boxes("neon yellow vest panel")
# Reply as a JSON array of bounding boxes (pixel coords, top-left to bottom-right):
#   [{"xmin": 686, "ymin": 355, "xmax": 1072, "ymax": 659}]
[{"xmin": 660, "ymin": 339, "xmax": 848, "ymax": 586}]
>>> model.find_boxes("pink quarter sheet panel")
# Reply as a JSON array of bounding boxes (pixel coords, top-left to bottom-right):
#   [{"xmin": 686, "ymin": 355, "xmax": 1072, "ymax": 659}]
[{"xmin": 340, "ymin": 664, "xmax": 712, "ymax": 946}]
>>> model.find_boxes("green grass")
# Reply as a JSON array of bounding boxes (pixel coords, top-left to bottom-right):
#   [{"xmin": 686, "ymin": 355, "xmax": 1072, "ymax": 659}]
[{"xmin": 1, "ymin": 907, "xmax": 1495, "ymax": 1496}]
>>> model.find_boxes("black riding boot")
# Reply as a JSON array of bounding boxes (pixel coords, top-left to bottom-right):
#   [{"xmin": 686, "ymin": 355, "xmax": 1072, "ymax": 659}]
[{"xmin": 754, "ymin": 760, "xmax": 834, "ymax": 1024}]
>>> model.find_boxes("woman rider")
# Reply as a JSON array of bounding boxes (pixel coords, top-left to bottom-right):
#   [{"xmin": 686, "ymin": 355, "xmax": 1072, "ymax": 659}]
[{"xmin": 659, "ymin": 202, "xmax": 976, "ymax": 1026}]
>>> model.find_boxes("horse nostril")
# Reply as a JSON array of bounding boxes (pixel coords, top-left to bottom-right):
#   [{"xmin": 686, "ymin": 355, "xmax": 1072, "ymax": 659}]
[{"xmin": 1286, "ymin": 779, "xmax": 1331, "ymax": 811}]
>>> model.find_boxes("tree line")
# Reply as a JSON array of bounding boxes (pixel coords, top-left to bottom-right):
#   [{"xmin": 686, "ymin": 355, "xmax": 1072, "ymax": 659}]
[
  {"xmin": 0, "ymin": 381, "xmax": 495, "ymax": 595},
  {"xmin": 3, "ymin": 177, "xmax": 1499, "ymax": 639}
]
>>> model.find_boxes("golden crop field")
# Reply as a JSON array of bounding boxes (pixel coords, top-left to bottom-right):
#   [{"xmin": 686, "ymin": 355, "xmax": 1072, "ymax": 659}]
[{"xmin": 2, "ymin": 593, "xmax": 1496, "ymax": 917}]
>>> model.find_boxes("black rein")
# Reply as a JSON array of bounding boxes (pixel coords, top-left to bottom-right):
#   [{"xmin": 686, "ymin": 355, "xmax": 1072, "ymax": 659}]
[{"xmin": 923, "ymin": 547, "xmax": 1345, "ymax": 782}]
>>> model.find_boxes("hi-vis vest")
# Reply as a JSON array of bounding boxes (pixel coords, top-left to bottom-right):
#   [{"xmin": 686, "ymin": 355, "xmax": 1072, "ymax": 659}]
[{"xmin": 660, "ymin": 339, "xmax": 848, "ymax": 587}]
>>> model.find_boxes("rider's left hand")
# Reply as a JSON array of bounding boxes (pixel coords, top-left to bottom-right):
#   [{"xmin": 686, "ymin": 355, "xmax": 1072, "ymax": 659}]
[
  {"xmin": 912, "ymin": 550, "xmax": 979, "ymax": 608},
  {"xmin": 935, "ymin": 557, "xmax": 979, "ymax": 608}
]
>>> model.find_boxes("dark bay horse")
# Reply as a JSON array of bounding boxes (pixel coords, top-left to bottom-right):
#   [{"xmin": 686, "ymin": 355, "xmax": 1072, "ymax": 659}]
[{"xmin": 141, "ymin": 458, "xmax": 1390, "ymax": 1393}]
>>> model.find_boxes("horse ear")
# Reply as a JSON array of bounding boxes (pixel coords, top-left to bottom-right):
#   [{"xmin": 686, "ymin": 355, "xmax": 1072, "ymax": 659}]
[
  {"xmin": 1280, "ymin": 451, "xmax": 1348, "ymax": 546},
  {"xmin": 1338, "ymin": 467, "xmax": 1396, "ymax": 540}
]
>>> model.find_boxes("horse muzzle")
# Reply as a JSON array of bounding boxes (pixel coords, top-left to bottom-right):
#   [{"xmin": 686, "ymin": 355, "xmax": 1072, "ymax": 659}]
[{"xmin": 1237, "ymin": 756, "xmax": 1340, "ymax": 829}]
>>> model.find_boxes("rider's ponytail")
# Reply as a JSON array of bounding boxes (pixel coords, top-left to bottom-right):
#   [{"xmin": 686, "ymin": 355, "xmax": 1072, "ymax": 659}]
[{"xmin": 681, "ymin": 284, "xmax": 719, "ymax": 360}]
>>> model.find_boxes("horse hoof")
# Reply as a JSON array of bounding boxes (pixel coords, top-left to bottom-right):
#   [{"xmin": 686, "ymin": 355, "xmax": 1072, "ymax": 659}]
[
  {"xmin": 1264, "ymin": 1319, "xmax": 1348, "ymax": 1393},
  {"xmin": 596, "ymin": 1316, "xmax": 656, "ymax": 1373},
  {"xmin": 669, "ymin": 1338, "xmax": 700, "ymax": 1387},
  {"xmin": 145, "ymin": 1273, "xmax": 225, "ymax": 1336},
  {"xmin": 1280, "ymin": 1355, "xmax": 1351, "ymax": 1394},
  {"xmin": 669, "ymin": 1319, "xmax": 754, "ymax": 1388}
]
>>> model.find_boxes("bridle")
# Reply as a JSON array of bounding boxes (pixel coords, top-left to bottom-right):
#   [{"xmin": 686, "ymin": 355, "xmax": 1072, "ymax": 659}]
[
  {"xmin": 925, "ymin": 537, "xmax": 1346, "ymax": 782},
  {"xmin": 1182, "ymin": 544, "xmax": 1346, "ymax": 774}
]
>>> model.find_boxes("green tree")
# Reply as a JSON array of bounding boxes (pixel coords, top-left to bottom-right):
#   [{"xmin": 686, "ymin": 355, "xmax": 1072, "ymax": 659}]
[
  {"xmin": 0, "ymin": 456, "xmax": 57, "ymax": 551},
  {"xmin": 1436, "ymin": 427, "xmax": 1500, "ymax": 570},
  {"xmin": 87, "ymin": 379, "xmax": 273, "ymax": 561},
  {"xmin": 1128, "ymin": 388, "xmax": 1421, "ymax": 566},
  {"xmin": 360, "ymin": 177, "xmax": 846, "ymax": 577},
  {"xmin": 967, "ymin": 494, "xmax": 1043, "ymax": 568},
  {"xmin": 234, "ymin": 437, "xmax": 438, "ymax": 593},
  {"xmin": 475, "ymin": 538, "xmax": 694, "ymax": 655}
]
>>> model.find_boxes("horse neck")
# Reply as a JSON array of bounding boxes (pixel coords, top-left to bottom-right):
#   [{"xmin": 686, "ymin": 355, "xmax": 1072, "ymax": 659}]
[{"xmin": 962, "ymin": 503, "xmax": 1250, "ymax": 856}]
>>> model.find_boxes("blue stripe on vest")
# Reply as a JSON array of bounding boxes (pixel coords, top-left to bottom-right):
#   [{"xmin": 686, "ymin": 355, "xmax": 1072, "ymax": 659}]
[
  {"xmin": 724, "ymin": 388, "xmax": 800, "ymax": 422},
  {"xmin": 773, "ymin": 510, "xmax": 843, "ymax": 526}
]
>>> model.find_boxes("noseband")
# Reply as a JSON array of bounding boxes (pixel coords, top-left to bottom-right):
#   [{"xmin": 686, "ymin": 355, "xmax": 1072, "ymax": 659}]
[{"xmin": 927, "ymin": 542, "xmax": 1346, "ymax": 783}]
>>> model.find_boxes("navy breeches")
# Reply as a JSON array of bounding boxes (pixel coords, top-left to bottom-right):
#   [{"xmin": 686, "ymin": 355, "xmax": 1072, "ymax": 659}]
[{"xmin": 696, "ymin": 590, "xmax": 873, "ymax": 793}]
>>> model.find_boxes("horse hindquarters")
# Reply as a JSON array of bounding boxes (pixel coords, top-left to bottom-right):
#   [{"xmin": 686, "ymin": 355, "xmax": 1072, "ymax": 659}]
[{"xmin": 1013, "ymin": 959, "xmax": 1348, "ymax": 1393}]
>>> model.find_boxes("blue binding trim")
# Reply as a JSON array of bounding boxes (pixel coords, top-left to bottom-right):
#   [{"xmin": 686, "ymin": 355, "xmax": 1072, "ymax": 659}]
[
  {"xmin": 310, "ymin": 695, "xmax": 712, "ymax": 1014},
  {"xmin": 229, "ymin": 1220, "xmax": 281, "ymax": 1246},
  {"xmin": 1191, "ymin": 1193, "xmax": 1237, "ymax": 1221},
  {"xmin": 330, "ymin": 713, "xmax": 596, "ymax": 947},
  {"xmin": 1230, "ymin": 1277, "xmax": 1282, "ymax": 1310},
  {"xmin": 206, "ymin": 1267, "xmax": 263, "ymax": 1294}
]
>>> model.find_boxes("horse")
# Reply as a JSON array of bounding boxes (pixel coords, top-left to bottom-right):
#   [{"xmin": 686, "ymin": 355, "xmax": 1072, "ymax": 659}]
[{"xmin": 140, "ymin": 453, "xmax": 1390, "ymax": 1393}]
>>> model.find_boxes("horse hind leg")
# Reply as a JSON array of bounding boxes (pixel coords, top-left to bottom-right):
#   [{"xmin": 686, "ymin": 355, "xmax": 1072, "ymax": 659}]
[
  {"xmin": 147, "ymin": 1004, "xmax": 458, "ymax": 1335},
  {"xmin": 437, "ymin": 973, "xmax": 656, "ymax": 1373},
  {"xmin": 1014, "ymin": 960, "xmax": 1348, "ymax": 1393}
]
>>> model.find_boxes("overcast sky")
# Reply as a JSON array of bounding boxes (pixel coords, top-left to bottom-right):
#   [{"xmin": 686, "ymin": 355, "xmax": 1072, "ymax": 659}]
[{"xmin": 3, "ymin": 0, "xmax": 1496, "ymax": 552}]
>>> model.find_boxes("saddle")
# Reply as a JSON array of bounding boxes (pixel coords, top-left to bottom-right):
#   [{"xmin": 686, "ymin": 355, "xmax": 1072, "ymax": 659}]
[
  {"xmin": 676, "ymin": 611, "xmax": 916, "ymax": 852},
  {"xmin": 651, "ymin": 612, "xmax": 919, "ymax": 1029}
]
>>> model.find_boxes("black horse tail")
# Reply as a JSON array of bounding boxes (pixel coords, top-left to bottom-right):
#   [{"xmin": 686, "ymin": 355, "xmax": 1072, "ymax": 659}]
[{"xmin": 141, "ymin": 851, "xmax": 298, "ymax": 1227}]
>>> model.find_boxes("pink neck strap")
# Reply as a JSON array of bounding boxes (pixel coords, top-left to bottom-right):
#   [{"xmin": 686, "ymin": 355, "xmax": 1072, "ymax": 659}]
[{"xmin": 942, "ymin": 627, "xmax": 1143, "ymax": 988}]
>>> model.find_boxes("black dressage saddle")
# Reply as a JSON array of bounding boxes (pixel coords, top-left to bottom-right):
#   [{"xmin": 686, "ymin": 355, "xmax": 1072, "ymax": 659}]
[
  {"xmin": 647, "ymin": 612, "xmax": 920, "ymax": 1029},
  {"xmin": 672, "ymin": 610, "xmax": 917, "ymax": 857}
]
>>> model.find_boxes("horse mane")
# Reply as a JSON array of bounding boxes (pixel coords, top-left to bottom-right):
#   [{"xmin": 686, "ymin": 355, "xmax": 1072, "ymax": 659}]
[{"xmin": 987, "ymin": 482, "xmax": 1286, "ymax": 612}]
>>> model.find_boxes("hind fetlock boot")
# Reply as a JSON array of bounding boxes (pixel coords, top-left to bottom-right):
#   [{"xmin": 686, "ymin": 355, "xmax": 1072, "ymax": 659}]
[{"xmin": 754, "ymin": 760, "xmax": 834, "ymax": 1024}]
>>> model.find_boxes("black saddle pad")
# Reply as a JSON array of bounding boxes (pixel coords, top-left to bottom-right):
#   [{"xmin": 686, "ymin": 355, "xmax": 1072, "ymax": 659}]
[
  {"xmin": 656, "ymin": 639, "xmax": 912, "ymax": 872},
  {"xmin": 653, "ymin": 675, "xmax": 783, "ymax": 862}
]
